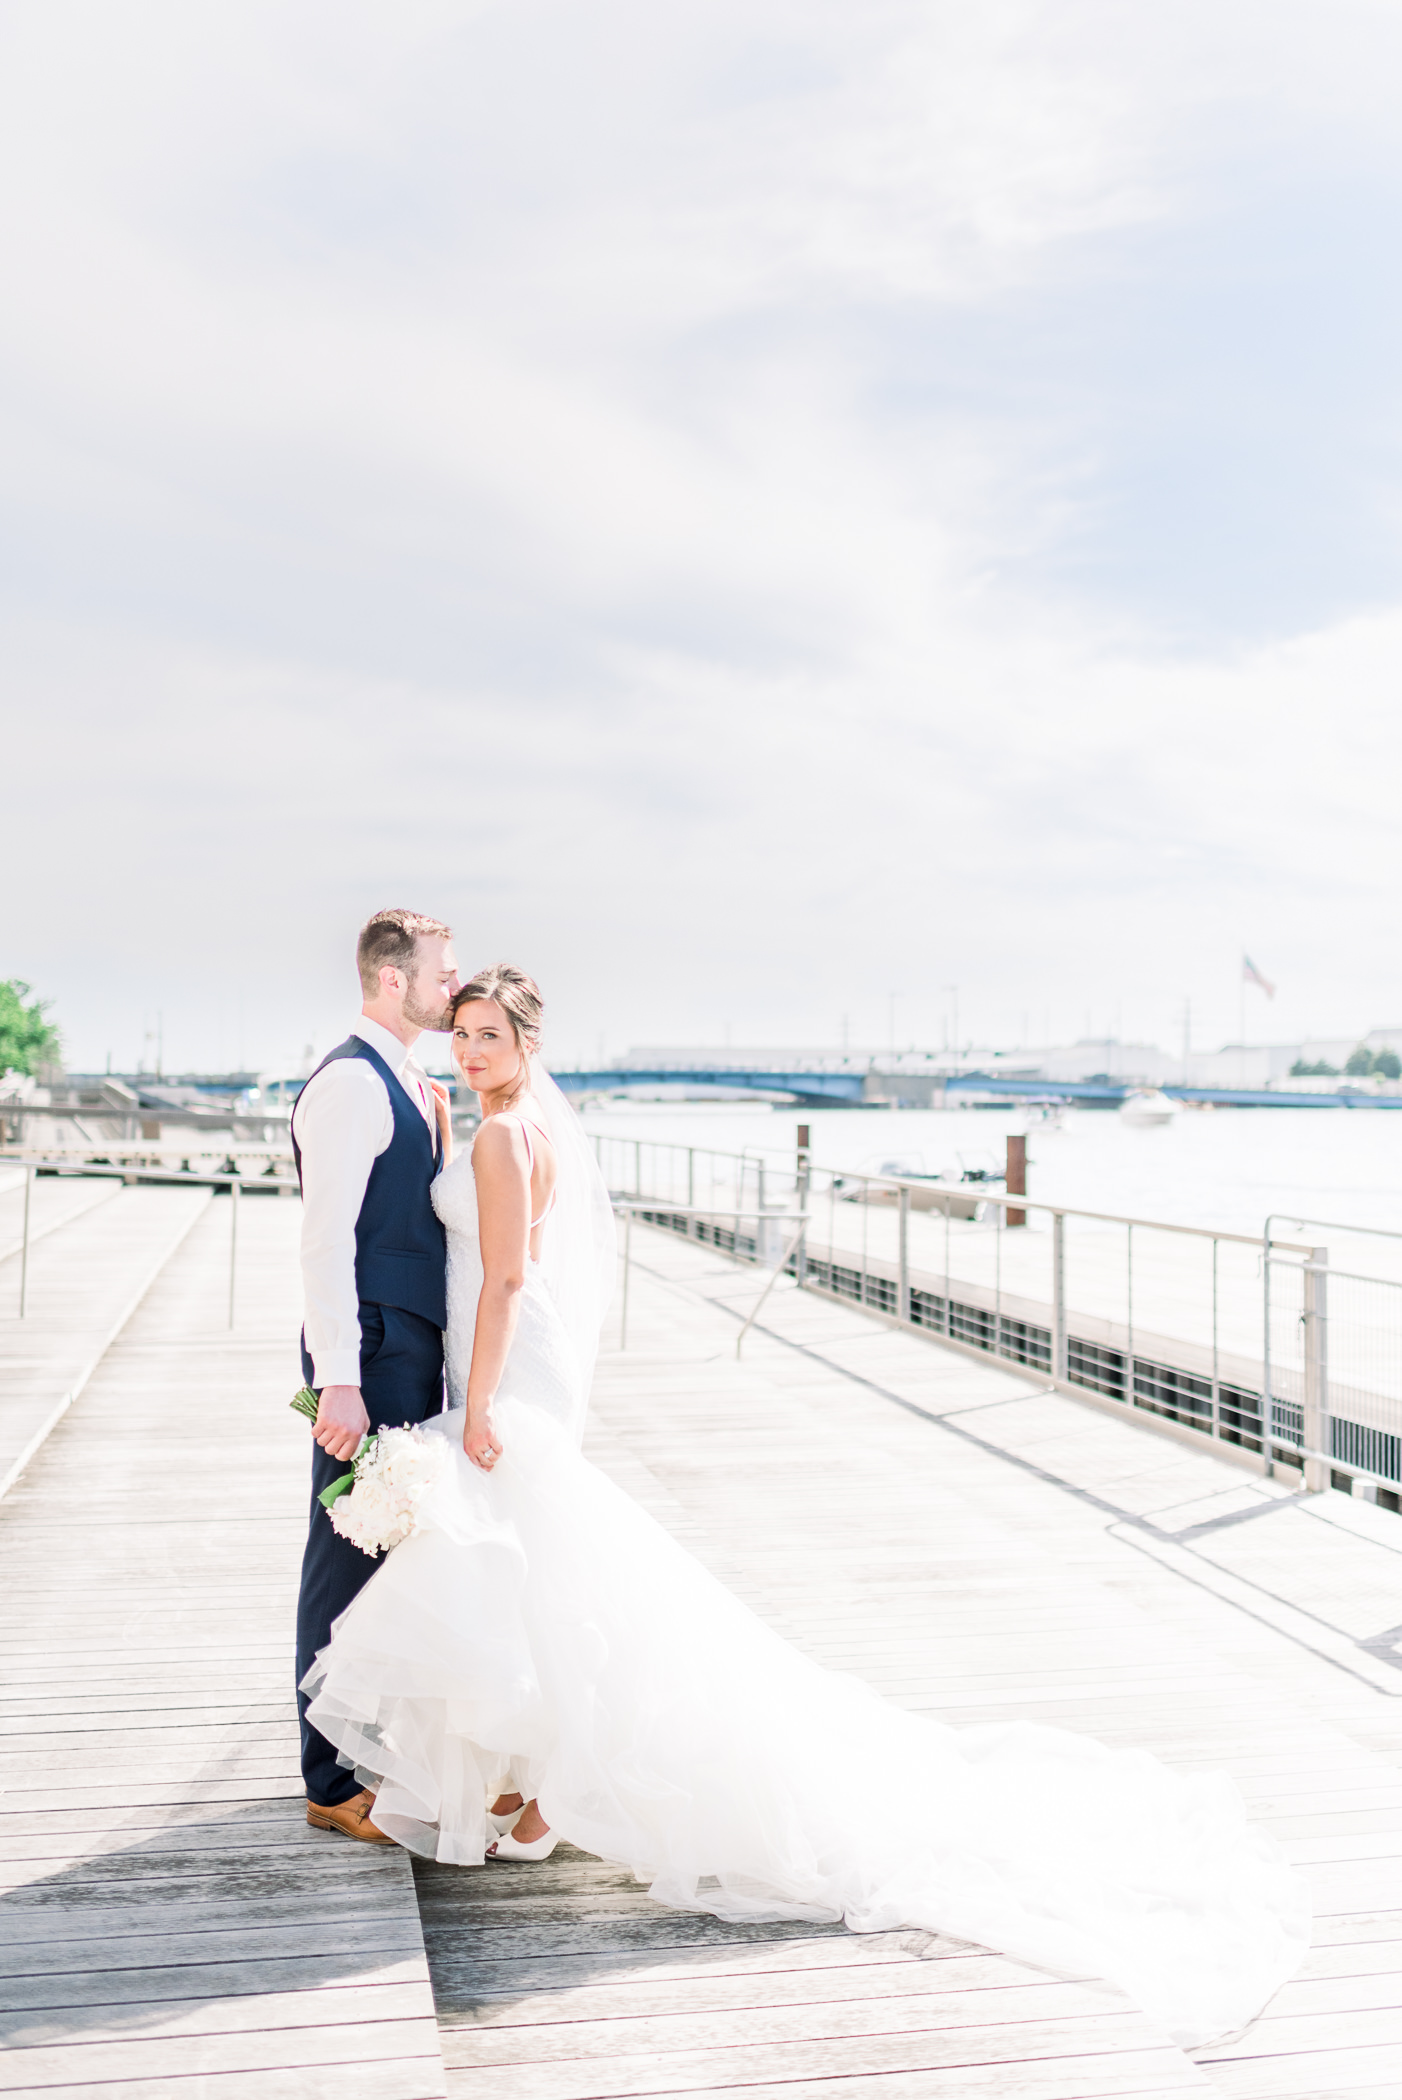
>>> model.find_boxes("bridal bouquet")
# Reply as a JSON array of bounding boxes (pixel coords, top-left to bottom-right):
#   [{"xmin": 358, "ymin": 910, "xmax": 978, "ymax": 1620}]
[{"xmin": 290, "ymin": 1387, "xmax": 449, "ymax": 1558}]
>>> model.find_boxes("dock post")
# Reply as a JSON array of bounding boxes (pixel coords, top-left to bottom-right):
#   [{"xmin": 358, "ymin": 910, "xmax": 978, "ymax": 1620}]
[
  {"xmin": 18, "ymin": 1164, "xmax": 33, "ymax": 1318},
  {"xmin": 619, "ymin": 1210, "xmax": 633, "ymax": 1351},
  {"xmin": 994, "ymin": 1200, "xmax": 1003, "ymax": 1357},
  {"xmin": 228, "ymin": 1178, "xmax": 240, "ymax": 1330},
  {"xmin": 1052, "ymin": 1212, "xmax": 1066, "ymax": 1381},
  {"xmin": 943, "ymin": 1206, "xmax": 951, "ymax": 1336},
  {"xmin": 1211, "ymin": 1238, "xmax": 1221, "ymax": 1444},
  {"xmin": 1006, "ymin": 1133, "xmax": 1026, "ymax": 1227},
  {"xmin": 795, "ymin": 1126, "xmax": 809, "ymax": 1290},
  {"xmin": 1125, "ymin": 1223, "xmax": 1134, "ymax": 1403},
  {"xmin": 1302, "ymin": 1247, "xmax": 1329, "ymax": 1491},
  {"xmin": 898, "ymin": 1185, "xmax": 910, "ymax": 1324}
]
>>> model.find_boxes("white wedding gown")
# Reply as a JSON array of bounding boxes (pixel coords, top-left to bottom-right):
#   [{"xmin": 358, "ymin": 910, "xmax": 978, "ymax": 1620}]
[{"xmin": 301, "ymin": 1114, "xmax": 1309, "ymax": 2049}]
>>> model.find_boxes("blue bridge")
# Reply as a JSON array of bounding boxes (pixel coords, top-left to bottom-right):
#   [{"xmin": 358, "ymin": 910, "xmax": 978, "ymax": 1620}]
[
  {"xmin": 551, "ymin": 1067, "xmax": 1402, "ymax": 1111},
  {"xmin": 551, "ymin": 1067, "xmax": 868, "ymax": 1106}
]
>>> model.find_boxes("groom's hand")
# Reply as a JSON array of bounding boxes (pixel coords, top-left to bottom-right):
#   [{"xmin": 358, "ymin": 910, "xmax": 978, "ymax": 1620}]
[{"xmin": 315, "ymin": 1385, "xmax": 370, "ymax": 1462}]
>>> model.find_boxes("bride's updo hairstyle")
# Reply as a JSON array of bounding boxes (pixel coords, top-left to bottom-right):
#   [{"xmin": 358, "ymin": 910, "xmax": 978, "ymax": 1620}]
[{"xmin": 449, "ymin": 964, "xmax": 544, "ymax": 1103}]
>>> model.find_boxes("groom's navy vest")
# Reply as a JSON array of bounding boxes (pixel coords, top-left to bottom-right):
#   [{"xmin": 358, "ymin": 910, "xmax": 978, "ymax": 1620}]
[{"xmin": 292, "ymin": 1035, "xmax": 448, "ymax": 1331}]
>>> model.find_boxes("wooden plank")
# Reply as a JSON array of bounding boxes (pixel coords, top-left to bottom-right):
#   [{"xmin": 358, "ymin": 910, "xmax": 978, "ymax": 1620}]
[
  {"xmin": 0, "ymin": 2070, "xmax": 444, "ymax": 2100},
  {"xmin": 430, "ymin": 1947, "xmax": 1066, "ymax": 2020},
  {"xmin": 0, "ymin": 1919, "xmax": 429, "ymax": 1978},
  {"xmin": 438, "ymin": 1985, "xmax": 1158, "ymax": 2061},
  {"xmin": 0, "ymin": 2017, "xmax": 446, "ymax": 2088},
  {"xmin": 2, "ymin": 1980, "xmax": 436, "ymax": 2048},
  {"xmin": 432, "ymin": 2032, "xmax": 1209, "ymax": 2100},
  {"xmin": 0, "ymin": 1834, "xmax": 367, "ymax": 1880},
  {"xmin": 646, "ymin": 2085, "xmax": 1203, "ymax": 2100},
  {"xmin": 422, "ymin": 1924, "xmax": 974, "ymax": 1997},
  {"xmin": 1, "ymin": 1866, "xmax": 429, "ymax": 1944},
  {"xmin": 414, "ymin": 1909, "xmax": 855, "ymax": 1967},
  {"xmin": 1194, "ymin": 2046, "xmax": 1402, "ymax": 2098},
  {"xmin": 3, "ymin": 1953, "xmax": 429, "ymax": 2015}
]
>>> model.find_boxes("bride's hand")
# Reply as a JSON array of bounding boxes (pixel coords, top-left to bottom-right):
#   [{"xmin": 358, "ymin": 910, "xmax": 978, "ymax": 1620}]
[
  {"xmin": 429, "ymin": 1079, "xmax": 454, "ymax": 1163},
  {"xmin": 464, "ymin": 1409, "xmax": 502, "ymax": 1472}
]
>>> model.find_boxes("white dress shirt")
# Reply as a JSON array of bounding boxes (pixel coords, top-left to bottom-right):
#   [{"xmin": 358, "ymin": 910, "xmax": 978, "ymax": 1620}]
[{"xmin": 293, "ymin": 1017, "xmax": 438, "ymax": 1387}]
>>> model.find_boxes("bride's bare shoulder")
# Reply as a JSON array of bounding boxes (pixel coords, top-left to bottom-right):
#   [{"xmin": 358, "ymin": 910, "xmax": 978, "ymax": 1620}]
[
  {"xmin": 472, "ymin": 1115, "xmax": 528, "ymax": 1166},
  {"xmin": 472, "ymin": 1113, "xmax": 557, "ymax": 1187}
]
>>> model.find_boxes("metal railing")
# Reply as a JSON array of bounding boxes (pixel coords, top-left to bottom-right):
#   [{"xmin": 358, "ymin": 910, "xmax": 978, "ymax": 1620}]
[
  {"xmin": 1264, "ymin": 1213, "xmax": 1402, "ymax": 1500},
  {"xmin": 1, "ymin": 1157, "xmax": 297, "ymax": 1329},
  {"xmin": 592, "ymin": 1132, "xmax": 1402, "ymax": 1499},
  {"xmin": 611, "ymin": 1203, "xmax": 808, "ymax": 1354}
]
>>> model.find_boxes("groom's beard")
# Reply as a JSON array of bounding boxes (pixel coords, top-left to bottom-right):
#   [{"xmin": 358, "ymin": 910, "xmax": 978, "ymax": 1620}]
[{"xmin": 403, "ymin": 988, "xmax": 452, "ymax": 1032}]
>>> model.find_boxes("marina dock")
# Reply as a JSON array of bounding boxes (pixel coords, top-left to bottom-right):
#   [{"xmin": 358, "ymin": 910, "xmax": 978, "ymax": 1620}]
[{"xmin": 5, "ymin": 1192, "xmax": 1402, "ymax": 2094}]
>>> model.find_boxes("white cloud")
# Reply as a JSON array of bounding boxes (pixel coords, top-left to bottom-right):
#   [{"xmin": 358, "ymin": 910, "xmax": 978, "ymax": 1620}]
[{"xmin": 4, "ymin": 1, "xmax": 1402, "ymax": 1069}]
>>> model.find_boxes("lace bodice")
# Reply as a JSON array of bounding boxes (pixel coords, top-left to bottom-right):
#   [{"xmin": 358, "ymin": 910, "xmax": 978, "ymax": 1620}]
[{"xmin": 431, "ymin": 1145, "xmax": 584, "ymax": 1441}]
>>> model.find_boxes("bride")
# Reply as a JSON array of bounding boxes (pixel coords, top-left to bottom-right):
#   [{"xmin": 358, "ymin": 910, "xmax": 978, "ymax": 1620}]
[{"xmin": 301, "ymin": 963, "xmax": 1308, "ymax": 2049}]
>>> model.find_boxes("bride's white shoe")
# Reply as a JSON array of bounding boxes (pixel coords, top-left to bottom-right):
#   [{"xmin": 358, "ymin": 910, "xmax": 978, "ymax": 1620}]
[
  {"xmin": 487, "ymin": 1824, "xmax": 558, "ymax": 1862},
  {"xmin": 486, "ymin": 1803, "xmax": 523, "ymax": 1836}
]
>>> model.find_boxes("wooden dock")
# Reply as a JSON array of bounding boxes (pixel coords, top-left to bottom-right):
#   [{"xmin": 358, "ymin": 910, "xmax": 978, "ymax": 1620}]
[
  {"xmin": 6, "ymin": 1197, "xmax": 1402, "ymax": 2096},
  {"xmin": 424, "ymin": 1226, "xmax": 1402, "ymax": 2099},
  {"xmin": 0, "ymin": 1172, "xmax": 212, "ymax": 1496},
  {"xmin": 0, "ymin": 1188, "xmax": 445, "ymax": 2098}
]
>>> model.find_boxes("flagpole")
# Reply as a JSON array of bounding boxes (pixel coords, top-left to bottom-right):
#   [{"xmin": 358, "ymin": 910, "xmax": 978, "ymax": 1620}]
[
  {"xmin": 1239, "ymin": 963, "xmax": 1245, "ymax": 1089},
  {"xmin": 1182, "ymin": 996, "xmax": 1190, "ymax": 1086}
]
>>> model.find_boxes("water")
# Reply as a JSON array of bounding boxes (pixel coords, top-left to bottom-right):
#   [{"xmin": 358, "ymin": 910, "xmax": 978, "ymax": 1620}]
[{"xmin": 579, "ymin": 1099, "xmax": 1402, "ymax": 1241}]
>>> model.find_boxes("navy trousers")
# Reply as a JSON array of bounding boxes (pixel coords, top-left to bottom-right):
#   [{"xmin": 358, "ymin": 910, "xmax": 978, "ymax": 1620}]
[{"xmin": 296, "ymin": 1301, "xmax": 445, "ymax": 1805}]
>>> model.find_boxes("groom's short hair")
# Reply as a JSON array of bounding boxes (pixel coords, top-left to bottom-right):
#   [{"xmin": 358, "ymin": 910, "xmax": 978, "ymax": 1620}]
[{"xmin": 357, "ymin": 908, "xmax": 454, "ymax": 995}]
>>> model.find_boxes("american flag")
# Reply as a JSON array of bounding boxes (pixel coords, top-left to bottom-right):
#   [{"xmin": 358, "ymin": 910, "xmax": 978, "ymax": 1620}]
[{"xmin": 1242, "ymin": 954, "xmax": 1276, "ymax": 1000}]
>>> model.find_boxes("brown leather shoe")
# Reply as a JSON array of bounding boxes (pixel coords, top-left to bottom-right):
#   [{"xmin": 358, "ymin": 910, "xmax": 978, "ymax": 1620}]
[{"xmin": 306, "ymin": 1786, "xmax": 395, "ymax": 1844}]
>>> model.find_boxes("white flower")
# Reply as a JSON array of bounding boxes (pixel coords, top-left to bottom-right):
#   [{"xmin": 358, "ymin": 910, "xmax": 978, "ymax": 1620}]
[{"xmin": 327, "ymin": 1424, "xmax": 449, "ymax": 1557}]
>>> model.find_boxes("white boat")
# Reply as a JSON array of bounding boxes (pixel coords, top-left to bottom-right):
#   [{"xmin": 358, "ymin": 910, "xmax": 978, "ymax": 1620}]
[
  {"xmin": 1120, "ymin": 1088, "xmax": 1178, "ymax": 1128},
  {"xmin": 834, "ymin": 1153, "xmax": 995, "ymax": 1218}
]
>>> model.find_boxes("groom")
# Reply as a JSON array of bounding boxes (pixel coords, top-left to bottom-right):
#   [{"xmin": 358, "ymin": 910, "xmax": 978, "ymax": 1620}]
[{"xmin": 292, "ymin": 907, "xmax": 459, "ymax": 1841}]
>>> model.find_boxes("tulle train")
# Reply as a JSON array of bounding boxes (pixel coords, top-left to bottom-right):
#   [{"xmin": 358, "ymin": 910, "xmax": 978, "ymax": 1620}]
[{"xmin": 302, "ymin": 1402, "xmax": 1309, "ymax": 2047}]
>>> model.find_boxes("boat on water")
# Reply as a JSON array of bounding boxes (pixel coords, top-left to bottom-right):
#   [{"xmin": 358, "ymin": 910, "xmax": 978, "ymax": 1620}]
[
  {"xmin": 1120, "ymin": 1088, "xmax": 1178, "ymax": 1128},
  {"xmin": 834, "ymin": 1151, "xmax": 999, "ymax": 1219}
]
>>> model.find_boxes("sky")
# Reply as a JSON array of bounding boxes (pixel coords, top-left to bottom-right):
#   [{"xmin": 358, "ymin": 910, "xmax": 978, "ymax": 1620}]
[{"xmin": 6, "ymin": 0, "xmax": 1402, "ymax": 1073}]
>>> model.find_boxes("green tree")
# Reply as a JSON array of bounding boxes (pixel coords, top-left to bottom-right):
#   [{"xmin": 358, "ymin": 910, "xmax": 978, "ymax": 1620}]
[
  {"xmin": 1345, "ymin": 1044, "xmax": 1374, "ymax": 1076},
  {"xmin": 1377, "ymin": 1049, "xmax": 1402, "ymax": 1081},
  {"xmin": 0, "ymin": 980, "xmax": 60, "ymax": 1076},
  {"xmin": 1290, "ymin": 1058, "xmax": 1339, "ymax": 1077}
]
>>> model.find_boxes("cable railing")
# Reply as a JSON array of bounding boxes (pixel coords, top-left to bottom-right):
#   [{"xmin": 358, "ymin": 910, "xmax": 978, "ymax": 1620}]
[
  {"xmin": 593, "ymin": 1131, "xmax": 1402, "ymax": 1508},
  {"xmin": 11, "ymin": 1133, "xmax": 1398, "ymax": 1505},
  {"xmin": 0, "ymin": 1156, "xmax": 293, "ymax": 1328},
  {"xmin": 611, "ymin": 1204, "xmax": 809, "ymax": 1355}
]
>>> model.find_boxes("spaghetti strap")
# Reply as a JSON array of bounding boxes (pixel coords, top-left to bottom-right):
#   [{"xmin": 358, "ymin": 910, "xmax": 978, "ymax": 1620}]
[
  {"xmin": 514, "ymin": 1114, "xmax": 535, "ymax": 1177},
  {"xmin": 503, "ymin": 1111, "xmax": 556, "ymax": 1230}
]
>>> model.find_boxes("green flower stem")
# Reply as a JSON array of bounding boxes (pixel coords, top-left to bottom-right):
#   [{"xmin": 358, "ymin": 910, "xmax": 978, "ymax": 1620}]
[
  {"xmin": 294, "ymin": 1386, "xmax": 375, "ymax": 1509},
  {"xmin": 290, "ymin": 1385, "xmax": 320, "ymax": 1424},
  {"xmin": 316, "ymin": 1431, "xmax": 377, "ymax": 1511}
]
